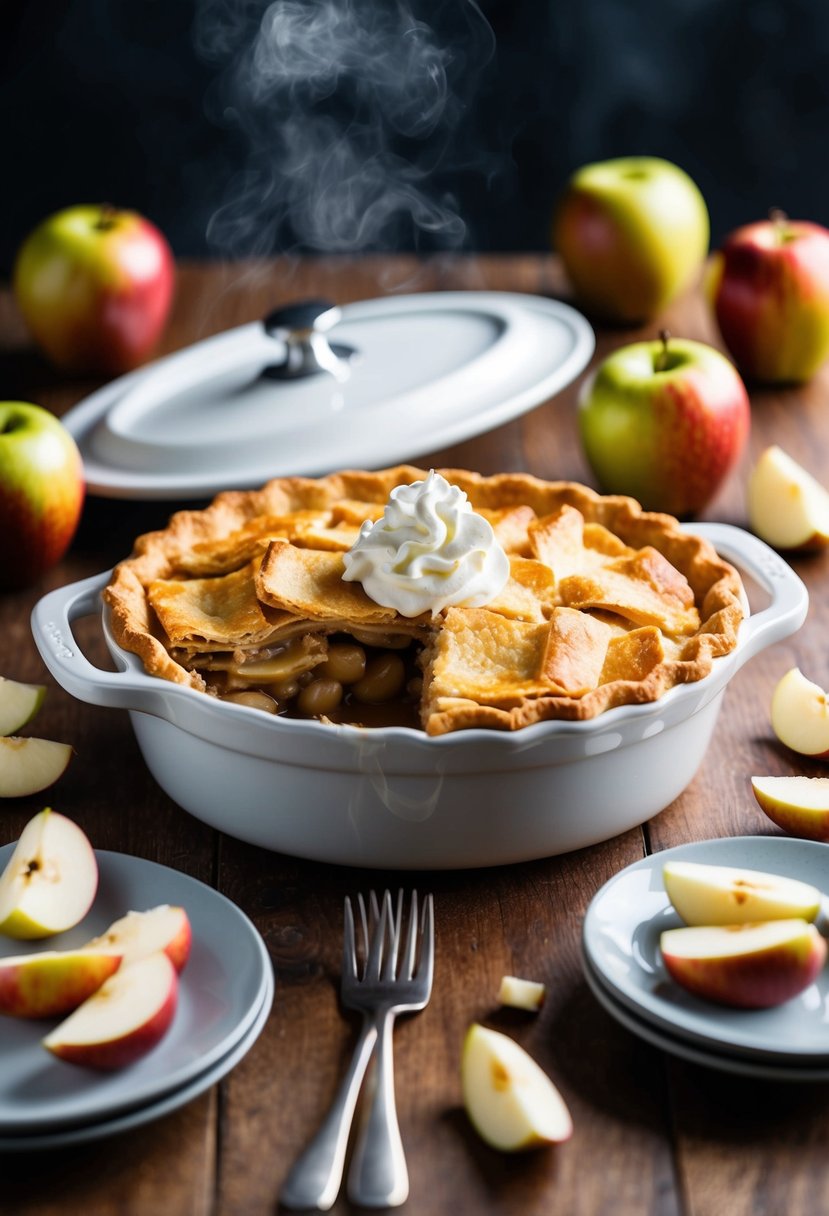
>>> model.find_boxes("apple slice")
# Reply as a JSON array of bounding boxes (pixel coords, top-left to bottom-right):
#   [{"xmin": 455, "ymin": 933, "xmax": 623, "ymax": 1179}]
[
  {"xmin": 497, "ymin": 976, "xmax": 546, "ymax": 1012},
  {"xmin": 0, "ymin": 808, "xmax": 98, "ymax": 939},
  {"xmin": 0, "ymin": 676, "xmax": 46, "ymax": 737},
  {"xmin": 0, "ymin": 947, "xmax": 122, "ymax": 1018},
  {"xmin": 461, "ymin": 1023, "xmax": 573, "ymax": 1151},
  {"xmin": 84, "ymin": 905, "xmax": 191, "ymax": 973},
  {"xmin": 660, "ymin": 919, "xmax": 826, "ymax": 1009},
  {"xmin": 771, "ymin": 668, "xmax": 829, "ymax": 760},
  {"xmin": 662, "ymin": 859, "xmax": 821, "ymax": 925},
  {"xmin": 0, "ymin": 736, "xmax": 72, "ymax": 798},
  {"xmin": 751, "ymin": 775, "xmax": 829, "ymax": 842},
  {"xmin": 43, "ymin": 951, "xmax": 179, "ymax": 1070},
  {"xmin": 747, "ymin": 445, "xmax": 829, "ymax": 551}
]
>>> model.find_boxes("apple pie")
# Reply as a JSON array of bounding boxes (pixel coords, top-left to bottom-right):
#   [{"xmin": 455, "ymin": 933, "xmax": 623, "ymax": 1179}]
[{"xmin": 104, "ymin": 466, "xmax": 745, "ymax": 735}]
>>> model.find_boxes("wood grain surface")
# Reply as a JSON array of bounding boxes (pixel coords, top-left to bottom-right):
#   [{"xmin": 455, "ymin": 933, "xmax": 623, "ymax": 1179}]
[{"xmin": 1, "ymin": 256, "xmax": 828, "ymax": 1215}]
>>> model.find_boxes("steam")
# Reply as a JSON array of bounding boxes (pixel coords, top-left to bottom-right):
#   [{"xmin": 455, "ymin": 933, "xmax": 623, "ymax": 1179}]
[{"xmin": 193, "ymin": 0, "xmax": 495, "ymax": 258}]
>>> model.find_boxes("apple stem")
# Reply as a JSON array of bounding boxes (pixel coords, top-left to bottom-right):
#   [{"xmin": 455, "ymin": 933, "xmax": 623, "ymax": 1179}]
[
  {"xmin": 769, "ymin": 208, "xmax": 791, "ymax": 243},
  {"xmin": 94, "ymin": 203, "xmax": 118, "ymax": 232},
  {"xmin": 655, "ymin": 329, "xmax": 671, "ymax": 372}
]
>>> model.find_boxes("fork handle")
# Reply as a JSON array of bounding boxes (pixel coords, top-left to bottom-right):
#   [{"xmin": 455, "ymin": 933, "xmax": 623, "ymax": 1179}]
[
  {"xmin": 280, "ymin": 1018, "xmax": 378, "ymax": 1211},
  {"xmin": 347, "ymin": 1010, "xmax": 408, "ymax": 1208}
]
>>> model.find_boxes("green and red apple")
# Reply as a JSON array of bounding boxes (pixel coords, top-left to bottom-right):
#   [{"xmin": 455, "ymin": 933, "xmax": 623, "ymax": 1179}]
[
  {"xmin": 0, "ymin": 676, "xmax": 46, "ymax": 737},
  {"xmin": 706, "ymin": 211, "xmax": 829, "ymax": 383},
  {"xmin": 553, "ymin": 156, "xmax": 709, "ymax": 323},
  {"xmin": 747, "ymin": 445, "xmax": 829, "ymax": 551},
  {"xmin": 660, "ymin": 919, "xmax": 826, "ymax": 1009},
  {"xmin": 771, "ymin": 668, "xmax": 829, "ymax": 761},
  {"xmin": 0, "ymin": 402, "xmax": 85, "ymax": 589},
  {"xmin": 0, "ymin": 808, "xmax": 96, "ymax": 938},
  {"xmin": 461, "ymin": 1023, "xmax": 572, "ymax": 1151},
  {"xmin": 43, "ymin": 951, "xmax": 179, "ymax": 1069},
  {"xmin": 14, "ymin": 203, "xmax": 175, "ymax": 376},
  {"xmin": 662, "ymin": 859, "xmax": 821, "ymax": 926},
  {"xmin": 752, "ymin": 775, "xmax": 829, "ymax": 842},
  {"xmin": 578, "ymin": 333, "xmax": 750, "ymax": 516},
  {"xmin": 0, "ymin": 947, "xmax": 122, "ymax": 1018}
]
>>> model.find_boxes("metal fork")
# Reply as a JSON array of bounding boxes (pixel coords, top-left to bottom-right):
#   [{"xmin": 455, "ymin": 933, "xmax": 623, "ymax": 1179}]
[{"xmin": 280, "ymin": 890, "xmax": 434, "ymax": 1211}]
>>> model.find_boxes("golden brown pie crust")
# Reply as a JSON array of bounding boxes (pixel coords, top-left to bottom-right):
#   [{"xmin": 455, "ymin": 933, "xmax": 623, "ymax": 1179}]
[{"xmin": 104, "ymin": 466, "xmax": 745, "ymax": 735}]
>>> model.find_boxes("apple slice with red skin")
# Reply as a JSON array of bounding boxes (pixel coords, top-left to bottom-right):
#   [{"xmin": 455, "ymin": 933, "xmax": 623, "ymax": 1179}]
[
  {"xmin": 771, "ymin": 668, "xmax": 829, "ymax": 761},
  {"xmin": 84, "ymin": 905, "xmax": 191, "ymax": 973},
  {"xmin": 0, "ymin": 677, "xmax": 46, "ymax": 737},
  {"xmin": 751, "ymin": 775, "xmax": 829, "ymax": 843},
  {"xmin": 0, "ymin": 947, "xmax": 122, "ymax": 1018},
  {"xmin": 461, "ymin": 1023, "xmax": 573, "ymax": 1151},
  {"xmin": 747, "ymin": 446, "xmax": 829, "ymax": 552},
  {"xmin": 43, "ymin": 951, "xmax": 179, "ymax": 1069},
  {"xmin": 0, "ymin": 737, "xmax": 73, "ymax": 799},
  {"xmin": 660, "ymin": 919, "xmax": 826, "ymax": 1009},
  {"xmin": 0, "ymin": 808, "xmax": 97, "ymax": 939}
]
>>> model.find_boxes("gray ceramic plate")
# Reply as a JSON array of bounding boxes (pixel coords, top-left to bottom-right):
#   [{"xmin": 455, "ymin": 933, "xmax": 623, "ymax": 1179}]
[
  {"xmin": 582, "ymin": 836, "xmax": 829, "ymax": 1062},
  {"xmin": 0, "ymin": 963, "xmax": 274, "ymax": 1151},
  {"xmin": 583, "ymin": 955, "xmax": 829, "ymax": 1082},
  {"xmin": 0, "ymin": 847, "xmax": 273, "ymax": 1133}
]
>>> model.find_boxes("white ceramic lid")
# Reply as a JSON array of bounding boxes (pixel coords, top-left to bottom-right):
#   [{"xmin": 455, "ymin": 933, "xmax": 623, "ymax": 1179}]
[{"xmin": 62, "ymin": 291, "xmax": 594, "ymax": 499}]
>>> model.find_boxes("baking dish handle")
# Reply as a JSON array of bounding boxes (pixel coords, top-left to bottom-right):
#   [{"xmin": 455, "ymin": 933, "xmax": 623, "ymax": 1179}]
[
  {"xmin": 31, "ymin": 572, "xmax": 180, "ymax": 714},
  {"xmin": 689, "ymin": 522, "xmax": 809, "ymax": 669}
]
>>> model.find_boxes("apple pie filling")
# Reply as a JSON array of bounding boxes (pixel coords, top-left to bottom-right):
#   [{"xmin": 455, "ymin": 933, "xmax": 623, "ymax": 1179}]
[{"xmin": 104, "ymin": 466, "xmax": 745, "ymax": 735}]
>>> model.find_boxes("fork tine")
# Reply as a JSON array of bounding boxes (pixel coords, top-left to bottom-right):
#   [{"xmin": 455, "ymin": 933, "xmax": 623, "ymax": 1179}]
[
  {"xmin": 364, "ymin": 890, "xmax": 390, "ymax": 981},
  {"xmin": 417, "ymin": 894, "xmax": 435, "ymax": 988},
  {"xmin": 400, "ymin": 890, "xmax": 419, "ymax": 980},
  {"xmin": 382, "ymin": 889, "xmax": 404, "ymax": 981},
  {"xmin": 342, "ymin": 895, "xmax": 357, "ymax": 978}
]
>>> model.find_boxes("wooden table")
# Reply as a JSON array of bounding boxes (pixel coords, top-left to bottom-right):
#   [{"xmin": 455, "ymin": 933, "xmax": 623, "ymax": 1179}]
[{"xmin": 1, "ymin": 256, "xmax": 828, "ymax": 1216}]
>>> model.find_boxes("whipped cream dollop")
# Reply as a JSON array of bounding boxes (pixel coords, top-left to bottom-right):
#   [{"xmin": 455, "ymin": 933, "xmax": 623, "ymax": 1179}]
[{"xmin": 342, "ymin": 471, "xmax": 510, "ymax": 617}]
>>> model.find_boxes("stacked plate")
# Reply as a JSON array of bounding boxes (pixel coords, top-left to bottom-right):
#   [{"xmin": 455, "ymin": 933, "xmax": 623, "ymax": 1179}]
[
  {"xmin": 582, "ymin": 836, "xmax": 829, "ymax": 1081},
  {"xmin": 0, "ymin": 849, "xmax": 274, "ymax": 1151}
]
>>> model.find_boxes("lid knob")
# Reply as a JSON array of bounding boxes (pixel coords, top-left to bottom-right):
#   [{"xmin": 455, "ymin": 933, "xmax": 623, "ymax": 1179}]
[{"xmin": 262, "ymin": 299, "xmax": 357, "ymax": 382}]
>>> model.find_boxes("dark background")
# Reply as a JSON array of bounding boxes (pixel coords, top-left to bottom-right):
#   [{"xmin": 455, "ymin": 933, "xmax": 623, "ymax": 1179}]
[{"xmin": 3, "ymin": 0, "xmax": 829, "ymax": 273}]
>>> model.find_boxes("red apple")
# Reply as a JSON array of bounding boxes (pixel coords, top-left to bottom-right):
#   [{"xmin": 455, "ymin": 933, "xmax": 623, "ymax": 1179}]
[
  {"xmin": 578, "ymin": 332, "xmax": 750, "ymax": 517},
  {"xmin": 661, "ymin": 919, "xmax": 826, "ymax": 1009},
  {"xmin": 13, "ymin": 203, "xmax": 175, "ymax": 376},
  {"xmin": 42, "ymin": 951, "xmax": 179, "ymax": 1069},
  {"xmin": 706, "ymin": 211, "xmax": 829, "ymax": 383},
  {"xmin": 0, "ymin": 402, "xmax": 84, "ymax": 589},
  {"xmin": 552, "ymin": 156, "xmax": 709, "ymax": 323}
]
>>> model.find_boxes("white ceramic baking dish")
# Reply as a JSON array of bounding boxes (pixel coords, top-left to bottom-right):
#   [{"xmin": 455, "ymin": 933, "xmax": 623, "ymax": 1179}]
[{"xmin": 31, "ymin": 524, "xmax": 807, "ymax": 870}]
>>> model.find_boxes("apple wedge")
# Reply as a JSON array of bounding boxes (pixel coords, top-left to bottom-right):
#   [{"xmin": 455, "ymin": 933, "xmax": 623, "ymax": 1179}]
[
  {"xmin": 0, "ymin": 808, "xmax": 98, "ymax": 939},
  {"xmin": 43, "ymin": 951, "xmax": 179, "ymax": 1070},
  {"xmin": 0, "ymin": 676, "xmax": 45, "ymax": 737},
  {"xmin": 751, "ymin": 775, "xmax": 829, "ymax": 842},
  {"xmin": 0, "ymin": 947, "xmax": 122, "ymax": 1018},
  {"xmin": 660, "ymin": 919, "xmax": 826, "ymax": 1009},
  {"xmin": 497, "ymin": 976, "xmax": 546, "ymax": 1012},
  {"xmin": 747, "ymin": 445, "xmax": 829, "ymax": 551},
  {"xmin": 0, "ymin": 736, "xmax": 72, "ymax": 798},
  {"xmin": 461, "ymin": 1023, "xmax": 572, "ymax": 1151},
  {"xmin": 771, "ymin": 668, "xmax": 829, "ymax": 760},
  {"xmin": 84, "ymin": 905, "xmax": 191, "ymax": 973},
  {"xmin": 662, "ymin": 859, "xmax": 821, "ymax": 925}
]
